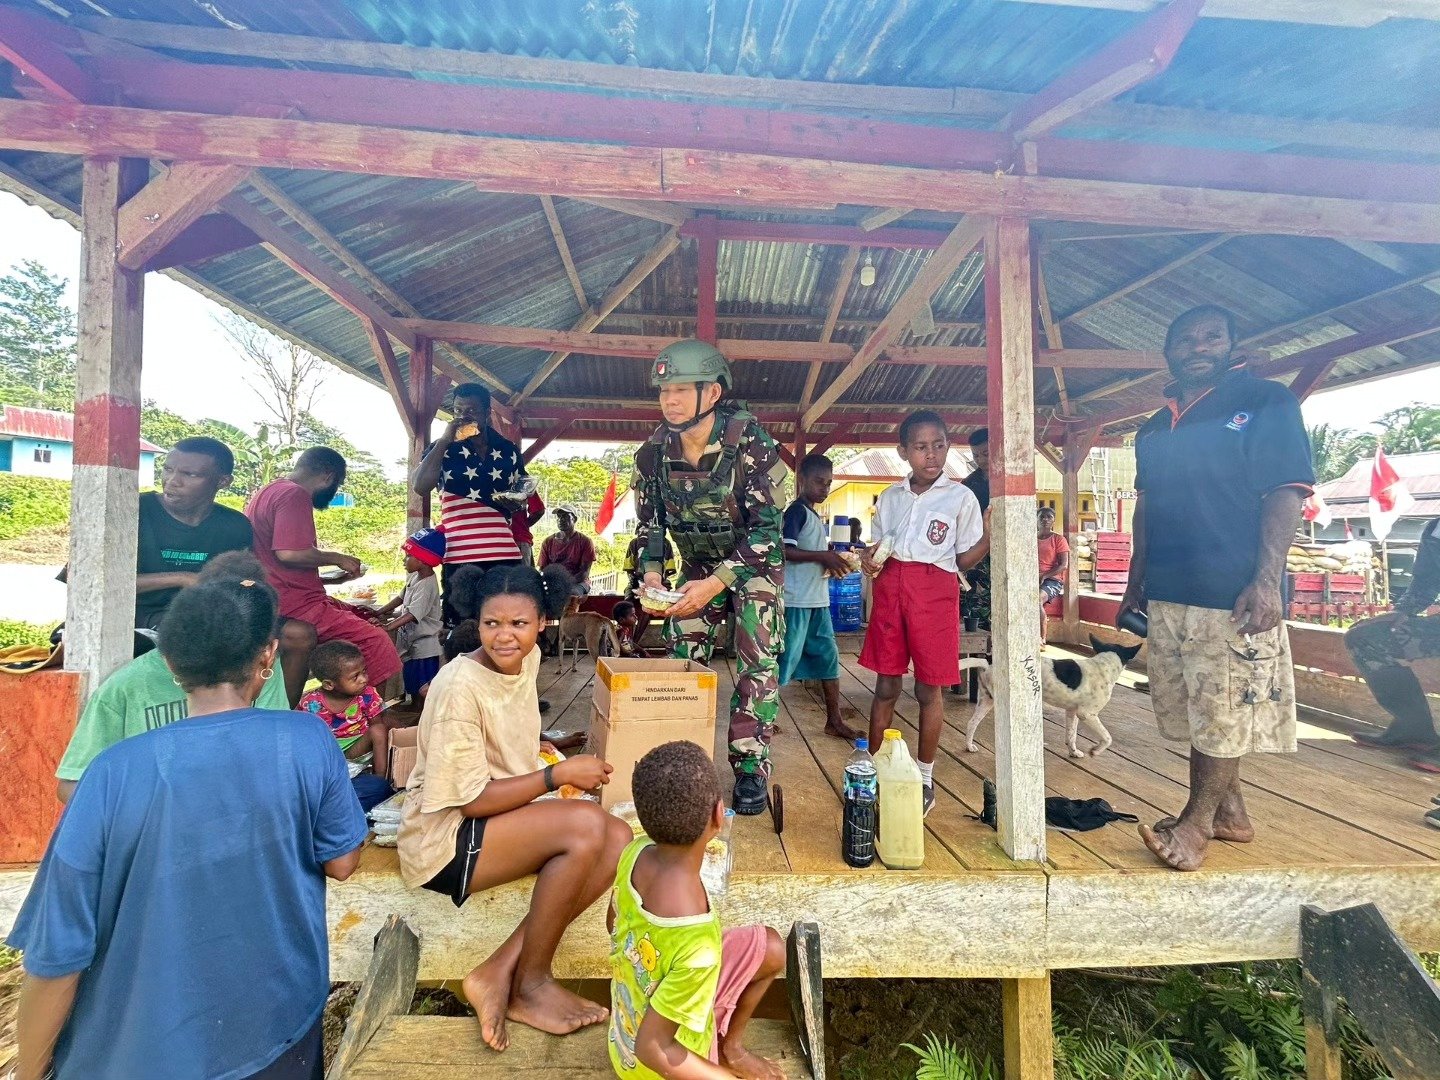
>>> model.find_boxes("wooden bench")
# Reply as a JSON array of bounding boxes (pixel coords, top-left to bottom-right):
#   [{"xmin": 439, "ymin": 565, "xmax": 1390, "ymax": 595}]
[{"xmin": 329, "ymin": 915, "xmax": 826, "ymax": 1079}]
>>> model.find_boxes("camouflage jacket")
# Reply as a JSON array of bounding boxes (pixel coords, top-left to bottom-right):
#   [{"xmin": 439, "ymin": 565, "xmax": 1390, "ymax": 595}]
[{"xmin": 632, "ymin": 405, "xmax": 786, "ymax": 590}]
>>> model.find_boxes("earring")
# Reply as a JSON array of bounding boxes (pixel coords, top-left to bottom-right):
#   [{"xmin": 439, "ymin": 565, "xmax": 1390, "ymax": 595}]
[{"xmin": 260, "ymin": 667, "xmax": 275, "ymax": 681}]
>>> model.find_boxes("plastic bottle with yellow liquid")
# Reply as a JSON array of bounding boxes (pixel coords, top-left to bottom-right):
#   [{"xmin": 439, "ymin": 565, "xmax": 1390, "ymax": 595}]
[{"xmin": 874, "ymin": 729, "xmax": 925, "ymax": 869}]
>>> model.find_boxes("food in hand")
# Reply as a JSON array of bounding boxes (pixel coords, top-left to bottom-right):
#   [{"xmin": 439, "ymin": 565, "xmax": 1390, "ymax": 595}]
[
  {"xmin": 640, "ymin": 586, "xmax": 686, "ymax": 614},
  {"xmin": 353, "ymin": 586, "xmax": 377, "ymax": 601},
  {"xmin": 538, "ymin": 748, "xmax": 586, "ymax": 799},
  {"xmin": 454, "ymin": 422, "xmax": 479, "ymax": 441}
]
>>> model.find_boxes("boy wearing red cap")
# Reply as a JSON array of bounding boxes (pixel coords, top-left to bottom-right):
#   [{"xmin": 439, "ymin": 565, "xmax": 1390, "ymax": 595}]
[{"xmin": 380, "ymin": 528, "xmax": 447, "ymax": 704}]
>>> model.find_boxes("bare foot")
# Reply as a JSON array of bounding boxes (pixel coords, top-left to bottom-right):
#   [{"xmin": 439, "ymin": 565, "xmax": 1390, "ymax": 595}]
[
  {"xmin": 1155, "ymin": 792, "xmax": 1254, "ymax": 843},
  {"xmin": 463, "ymin": 954, "xmax": 516, "ymax": 1051},
  {"xmin": 507, "ymin": 977, "xmax": 608, "ymax": 1037},
  {"xmin": 1139, "ymin": 820, "xmax": 1211, "ymax": 872},
  {"xmin": 823, "ymin": 712, "xmax": 865, "ymax": 741},
  {"xmin": 720, "ymin": 1043, "xmax": 787, "ymax": 1080}
]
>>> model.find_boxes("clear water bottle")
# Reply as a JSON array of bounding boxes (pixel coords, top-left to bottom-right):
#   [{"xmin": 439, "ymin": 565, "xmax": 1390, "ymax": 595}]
[{"xmin": 842, "ymin": 739, "xmax": 878, "ymax": 868}]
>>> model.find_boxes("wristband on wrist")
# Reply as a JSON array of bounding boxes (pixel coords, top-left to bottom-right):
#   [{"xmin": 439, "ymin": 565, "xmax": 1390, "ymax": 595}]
[{"xmin": 543, "ymin": 764, "xmax": 557, "ymax": 793}]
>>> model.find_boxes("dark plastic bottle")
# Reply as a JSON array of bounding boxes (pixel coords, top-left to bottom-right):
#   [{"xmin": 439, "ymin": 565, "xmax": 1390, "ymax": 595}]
[{"xmin": 842, "ymin": 739, "xmax": 878, "ymax": 868}]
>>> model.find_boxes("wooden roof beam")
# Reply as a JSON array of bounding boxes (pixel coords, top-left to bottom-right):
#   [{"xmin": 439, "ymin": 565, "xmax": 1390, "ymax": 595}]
[
  {"xmin": 117, "ymin": 163, "xmax": 254, "ymax": 271},
  {"xmin": 5, "ymin": 99, "xmax": 1440, "ymax": 244},
  {"xmin": 0, "ymin": 6, "xmax": 107, "ymax": 103},
  {"xmin": 573, "ymin": 198, "xmax": 691, "ymax": 227},
  {"xmin": 401, "ymin": 321, "xmax": 1162, "ymax": 369},
  {"xmin": 803, "ymin": 218, "xmax": 988, "ymax": 429},
  {"xmin": 799, "ymin": 247, "xmax": 861, "ymax": 423},
  {"xmin": 1006, "ymin": 0, "xmax": 1205, "ymax": 142},
  {"xmin": 219, "ymin": 193, "xmax": 419, "ymax": 354},
  {"xmin": 244, "ymin": 172, "xmax": 508, "ymax": 392},
  {"xmin": 1238, "ymin": 263, "xmax": 1440, "ymax": 347},
  {"xmin": 677, "ymin": 219, "xmax": 955, "ymax": 250},
  {"xmin": 364, "ymin": 319, "xmax": 418, "ymax": 440},
  {"xmin": 513, "ymin": 225, "xmax": 684, "ymax": 405},
  {"xmin": 539, "ymin": 196, "xmax": 588, "ymax": 310},
  {"xmin": 137, "ymin": 213, "xmax": 261, "ymax": 273},
  {"xmin": 67, "ymin": 51, "xmax": 1440, "ymax": 205},
  {"xmin": 1060, "ymin": 233, "xmax": 1233, "ymax": 324}
]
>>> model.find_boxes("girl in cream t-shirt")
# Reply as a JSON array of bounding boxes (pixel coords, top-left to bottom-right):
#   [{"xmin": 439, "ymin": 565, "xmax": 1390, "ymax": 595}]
[{"xmin": 396, "ymin": 563, "xmax": 633, "ymax": 1051}]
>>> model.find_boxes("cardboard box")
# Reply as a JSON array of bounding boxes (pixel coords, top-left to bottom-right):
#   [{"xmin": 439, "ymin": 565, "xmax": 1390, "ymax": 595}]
[
  {"xmin": 590, "ymin": 657, "xmax": 719, "ymax": 807},
  {"xmin": 594, "ymin": 657, "xmax": 717, "ymax": 722},
  {"xmin": 588, "ymin": 708, "xmax": 718, "ymax": 808},
  {"xmin": 387, "ymin": 725, "xmax": 418, "ymax": 789}
]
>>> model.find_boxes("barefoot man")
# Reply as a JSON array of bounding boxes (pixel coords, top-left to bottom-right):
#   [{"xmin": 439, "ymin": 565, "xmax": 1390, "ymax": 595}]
[{"xmin": 1122, "ymin": 306, "xmax": 1313, "ymax": 871}]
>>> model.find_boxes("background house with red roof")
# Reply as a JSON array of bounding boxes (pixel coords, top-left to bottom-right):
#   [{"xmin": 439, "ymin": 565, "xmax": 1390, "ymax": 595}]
[{"xmin": 0, "ymin": 405, "xmax": 163, "ymax": 487}]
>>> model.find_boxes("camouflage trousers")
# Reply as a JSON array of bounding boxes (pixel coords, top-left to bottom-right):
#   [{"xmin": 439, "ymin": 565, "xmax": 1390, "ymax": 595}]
[
  {"xmin": 664, "ymin": 564, "xmax": 783, "ymax": 777},
  {"xmin": 1344, "ymin": 614, "xmax": 1440, "ymax": 733}
]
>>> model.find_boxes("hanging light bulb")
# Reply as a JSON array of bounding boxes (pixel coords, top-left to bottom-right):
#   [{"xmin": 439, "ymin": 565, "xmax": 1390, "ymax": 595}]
[{"xmin": 859, "ymin": 251, "xmax": 876, "ymax": 288}]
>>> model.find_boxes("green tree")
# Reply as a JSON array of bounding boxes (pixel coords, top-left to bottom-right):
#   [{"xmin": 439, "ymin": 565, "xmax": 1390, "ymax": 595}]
[
  {"xmin": 0, "ymin": 260, "xmax": 77, "ymax": 409},
  {"xmin": 1374, "ymin": 404, "xmax": 1440, "ymax": 455},
  {"xmin": 1308, "ymin": 422, "xmax": 1361, "ymax": 483}
]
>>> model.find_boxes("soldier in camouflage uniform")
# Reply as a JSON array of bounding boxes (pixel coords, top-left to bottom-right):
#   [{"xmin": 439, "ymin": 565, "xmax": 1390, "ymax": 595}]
[
  {"xmin": 633, "ymin": 339, "xmax": 787, "ymax": 815},
  {"xmin": 1347, "ymin": 516, "xmax": 1440, "ymax": 768}
]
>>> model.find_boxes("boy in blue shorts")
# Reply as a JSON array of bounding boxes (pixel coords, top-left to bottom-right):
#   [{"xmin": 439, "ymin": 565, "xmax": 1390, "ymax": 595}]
[{"xmin": 778, "ymin": 453, "xmax": 863, "ymax": 741}]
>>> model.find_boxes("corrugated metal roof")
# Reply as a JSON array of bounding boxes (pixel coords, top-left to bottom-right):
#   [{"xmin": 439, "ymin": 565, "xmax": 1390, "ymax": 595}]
[{"xmin": 0, "ymin": 405, "xmax": 165, "ymax": 452}]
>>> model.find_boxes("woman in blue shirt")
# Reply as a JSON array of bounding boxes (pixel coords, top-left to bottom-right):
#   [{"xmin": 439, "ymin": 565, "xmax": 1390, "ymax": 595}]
[{"xmin": 10, "ymin": 575, "xmax": 369, "ymax": 1080}]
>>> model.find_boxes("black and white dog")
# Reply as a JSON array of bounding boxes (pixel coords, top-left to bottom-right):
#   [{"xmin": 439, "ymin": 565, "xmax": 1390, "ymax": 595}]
[{"xmin": 958, "ymin": 636, "xmax": 1143, "ymax": 758}]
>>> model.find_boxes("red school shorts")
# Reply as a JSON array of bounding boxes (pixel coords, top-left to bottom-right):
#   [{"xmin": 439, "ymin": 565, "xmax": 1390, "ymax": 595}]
[{"xmin": 858, "ymin": 560, "xmax": 960, "ymax": 687}]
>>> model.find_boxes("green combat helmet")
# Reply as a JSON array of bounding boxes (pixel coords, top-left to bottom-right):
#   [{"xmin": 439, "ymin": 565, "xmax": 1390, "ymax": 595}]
[{"xmin": 651, "ymin": 338, "xmax": 732, "ymax": 390}]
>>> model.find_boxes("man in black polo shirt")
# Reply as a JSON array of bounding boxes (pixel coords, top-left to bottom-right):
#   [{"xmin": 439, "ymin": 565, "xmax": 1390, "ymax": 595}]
[{"xmin": 1121, "ymin": 306, "xmax": 1313, "ymax": 872}]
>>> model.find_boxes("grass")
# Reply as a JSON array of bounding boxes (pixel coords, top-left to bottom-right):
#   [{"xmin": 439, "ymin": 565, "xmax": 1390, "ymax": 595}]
[{"xmin": 0, "ymin": 620, "xmax": 51, "ymax": 649}]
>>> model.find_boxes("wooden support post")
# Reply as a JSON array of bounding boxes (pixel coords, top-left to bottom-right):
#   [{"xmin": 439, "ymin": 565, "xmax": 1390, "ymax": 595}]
[
  {"xmin": 67, "ymin": 157, "xmax": 147, "ymax": 689},
  {"xmin": 985, "ymin": 216, "xmax": 1047, "ymax": 864},
  {"xmin": 404, "ymin": 338, "xmax": 438, "ymax": 534},
  {"xmin": 1060, "ymin": 427, "xmax": 1098, "ymax": 631},
  {"xmin": 695, "ymin": 217, "xmax": 718, "ymax": 345},
  {"xmin": 1002, "ymin": 976, "xmax": 1054, "ymax": 1080}
]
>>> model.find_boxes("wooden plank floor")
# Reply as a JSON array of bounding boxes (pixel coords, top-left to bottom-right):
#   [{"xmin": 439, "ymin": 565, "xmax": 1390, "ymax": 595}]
[
  {"xmin": 538, "ymin": 646, "xmax": 1440, "ymax": 879},
  {"xmin": 316, "ymin": 645, "xmax": 1440, "ymax": 978}
]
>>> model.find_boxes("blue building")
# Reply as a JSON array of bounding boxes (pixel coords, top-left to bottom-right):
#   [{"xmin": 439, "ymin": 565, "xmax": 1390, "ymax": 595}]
[{"xmin": 0, "ymin": 405, "xmax": 162, "ymax": 487}]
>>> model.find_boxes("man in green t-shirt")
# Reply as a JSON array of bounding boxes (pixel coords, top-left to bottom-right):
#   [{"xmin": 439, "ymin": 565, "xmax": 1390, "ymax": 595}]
[{"xmin": 56, "ymin": 552, "xmax": 290, "ymax": 803}]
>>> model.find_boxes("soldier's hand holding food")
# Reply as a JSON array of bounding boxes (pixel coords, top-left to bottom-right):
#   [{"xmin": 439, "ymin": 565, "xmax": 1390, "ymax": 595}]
[{"xmin": 665, "ymin": 575, "xmax": 727, "ymax": 619}]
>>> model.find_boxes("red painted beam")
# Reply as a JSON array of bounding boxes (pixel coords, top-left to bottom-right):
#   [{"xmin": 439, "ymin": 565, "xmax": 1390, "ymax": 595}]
[
  {"xmin": 0, "ymin": 6, "xmax": 107, "ymax": 103},
  {"xmin": 77, "ymin": 51, "xmax": 1440, "ymax": 206},
  {"xmin": 139, "ymin": 212, "xmax": 259, "ymax": 272},
  {"xmin": 695, "ymin": 218, "xmax": 718, "ymax": 345},
  {"xmin": 1007, "ymin": 0, "xmax": 1205, "ymax": 142},
  {"xmin": 90, "ymin": 53, "xmax": 1010, "ymax": 173},
  {"xmin": 678, "ymin": 218, "xmax": 955, "ymax": 250}
]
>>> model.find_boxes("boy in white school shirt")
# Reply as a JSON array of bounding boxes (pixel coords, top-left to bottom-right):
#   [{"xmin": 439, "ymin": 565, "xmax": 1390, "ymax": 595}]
[{"xmin": 859, "ymin": 411, "xmax": 989, "ymax": 815}]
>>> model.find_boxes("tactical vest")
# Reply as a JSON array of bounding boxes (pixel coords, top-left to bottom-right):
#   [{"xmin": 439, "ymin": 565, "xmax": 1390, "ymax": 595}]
[{"xmin": 636, "ymin": 405, "xmax": 755, "ymax": 566}]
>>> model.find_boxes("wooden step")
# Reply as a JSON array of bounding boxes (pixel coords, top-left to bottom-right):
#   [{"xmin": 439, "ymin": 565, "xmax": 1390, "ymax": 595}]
[{"xmin": 344, "ymin": 1015, "xmax": 811, "ymax": 1078}]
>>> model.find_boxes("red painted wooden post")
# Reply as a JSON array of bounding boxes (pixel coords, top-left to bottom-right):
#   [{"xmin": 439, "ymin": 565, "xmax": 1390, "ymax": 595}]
[
  {"xmin": 67, "ymin": 156, "xmax": 147, "ymax": 689},
  {"xmin": 695, "ymin": 217, "xmax": 718, "ymax": 345},
  {"xmin": 984, "ymin": 216, "xmax": 1046, "ymax": 864}
]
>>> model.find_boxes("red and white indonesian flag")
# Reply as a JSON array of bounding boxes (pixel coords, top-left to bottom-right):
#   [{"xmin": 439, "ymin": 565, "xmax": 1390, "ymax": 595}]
[
  {"xmin": 1302, "ymin": 490, "xmax": 1332, "ymax": 530},
  {"xmin": 1368, "ymin": 447, "xmax": 1414, "ymax": 542}
]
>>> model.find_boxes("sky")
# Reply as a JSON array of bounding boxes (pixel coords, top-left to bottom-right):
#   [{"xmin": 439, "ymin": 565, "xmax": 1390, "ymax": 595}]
[{"xmin": 1, "ymin": 191, "xmax": 1433, "ymax": 476}]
